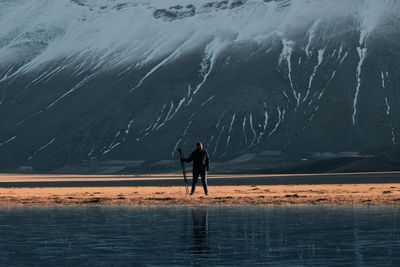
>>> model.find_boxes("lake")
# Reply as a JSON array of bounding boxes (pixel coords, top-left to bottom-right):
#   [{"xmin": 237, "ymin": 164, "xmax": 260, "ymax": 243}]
[{"xmin": 0, "ymin": 206, "xmax": 399, "ymax": 266}]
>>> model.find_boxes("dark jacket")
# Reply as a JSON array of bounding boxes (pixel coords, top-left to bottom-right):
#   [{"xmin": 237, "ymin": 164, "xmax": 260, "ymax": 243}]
[{"xmin": 182, "ymin": 148, "xmax": 210, "ymax": 172}]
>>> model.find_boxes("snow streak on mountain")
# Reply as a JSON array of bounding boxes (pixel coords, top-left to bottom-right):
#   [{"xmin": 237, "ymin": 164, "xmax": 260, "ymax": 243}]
[{"xmin": 0, "ymin": 0, "xmax": 399, "ymax": 171}]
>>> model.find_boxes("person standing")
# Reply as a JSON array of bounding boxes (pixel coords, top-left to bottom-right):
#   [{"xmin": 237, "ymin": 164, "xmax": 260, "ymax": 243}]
[{"xmin": 181, "ymin": 142, "xmax": 210, "ymax": 195}]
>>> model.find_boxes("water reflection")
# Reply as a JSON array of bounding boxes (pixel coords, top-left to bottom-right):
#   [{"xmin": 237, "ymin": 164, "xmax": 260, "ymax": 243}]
[
  {"xmin": 0, "ymin": 206, "xmax": 399, "ymax": 266},
  {"xmin": 190, "ymin": 208, "xmax": 209, "ymax": 257}
]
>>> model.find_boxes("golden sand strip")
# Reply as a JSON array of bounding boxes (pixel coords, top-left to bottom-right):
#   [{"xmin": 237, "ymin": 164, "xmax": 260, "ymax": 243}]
[{"xmin": 0, "ymin": 184, "xmax": 399, "ymax": 206}]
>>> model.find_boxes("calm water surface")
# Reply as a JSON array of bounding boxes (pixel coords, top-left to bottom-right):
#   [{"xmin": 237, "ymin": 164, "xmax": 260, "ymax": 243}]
[{"xmin": 0, "ymin": 206, "xmax": 399, "ymax": 266}]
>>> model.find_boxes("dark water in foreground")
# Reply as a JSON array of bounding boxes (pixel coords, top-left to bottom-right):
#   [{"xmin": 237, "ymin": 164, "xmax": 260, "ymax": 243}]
[{"xmin": 0, "ymin": 206, "xmax": 399, "ymax": 266}]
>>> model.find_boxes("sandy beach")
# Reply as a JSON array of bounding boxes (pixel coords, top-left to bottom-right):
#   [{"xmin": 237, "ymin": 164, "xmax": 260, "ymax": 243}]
[{"xmin": 0, "ymin": 172, "xmax": 400, "ymax": 206}]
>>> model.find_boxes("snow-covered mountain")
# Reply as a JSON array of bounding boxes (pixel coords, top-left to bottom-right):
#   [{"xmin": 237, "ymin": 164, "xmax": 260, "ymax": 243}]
[{"xmin": 1, "ymin": 0, "xmax": 399, "ymax": 172}]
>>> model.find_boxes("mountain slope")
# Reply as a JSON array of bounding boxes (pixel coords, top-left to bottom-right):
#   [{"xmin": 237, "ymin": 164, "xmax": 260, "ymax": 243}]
[{"xmin": 0, "ymin": 0, "xmax": 399, "ymax": 172}]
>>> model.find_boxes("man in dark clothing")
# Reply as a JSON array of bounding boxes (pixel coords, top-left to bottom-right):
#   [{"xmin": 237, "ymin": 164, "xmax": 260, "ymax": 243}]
[{"xmin": 181, "ymin": 142, "xmax": 210, "ymax": 195}]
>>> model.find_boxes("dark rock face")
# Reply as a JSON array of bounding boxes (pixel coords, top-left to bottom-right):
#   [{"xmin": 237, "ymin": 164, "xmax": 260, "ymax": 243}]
[
  {"xmin": 204, "ymin": 1, "xmax": 229, "ymax": 9},
  {"xmin": 0, "ymin": 0, "xmax": 399, "ymax": 172},
  {"xmin": 153, "ymin": 5, "xmax": 196, "ymax": 21}
]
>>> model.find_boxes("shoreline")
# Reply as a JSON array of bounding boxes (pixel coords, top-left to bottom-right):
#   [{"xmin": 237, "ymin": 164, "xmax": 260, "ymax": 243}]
[
  {"xmin": 1, "ymin": 173, "xmax": 400, "ymax": 206},
  {"xmin": 0, "ymin": 184, "xmax": 399, "ymax": 206}
]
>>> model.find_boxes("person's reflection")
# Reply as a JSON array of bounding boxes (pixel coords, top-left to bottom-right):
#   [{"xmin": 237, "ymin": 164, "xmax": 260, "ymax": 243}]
[{"xmin": 190, "ymin": 208, "xmax": 209, "ymax": 257}]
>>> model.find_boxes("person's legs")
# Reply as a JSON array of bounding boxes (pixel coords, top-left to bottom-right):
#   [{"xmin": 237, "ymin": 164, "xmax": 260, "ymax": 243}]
[
  {"xmin": 200, "ymin": 171, "xmax": 208, "ymax": 195},
  {"xmin": 191, "ymin": 171, "xmax": 199, "ymax": 195}
]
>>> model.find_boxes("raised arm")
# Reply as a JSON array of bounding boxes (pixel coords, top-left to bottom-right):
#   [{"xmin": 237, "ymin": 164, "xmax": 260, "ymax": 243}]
[{"xmin": 181, "ymin": 152, "xmax": 194, "ymax": 163}]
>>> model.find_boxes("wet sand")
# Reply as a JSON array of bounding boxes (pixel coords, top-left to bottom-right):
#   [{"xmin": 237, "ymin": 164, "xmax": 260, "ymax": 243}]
[{"xmin": 1, "ymin": 173, "xmax": 400, "ymax": 206}]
